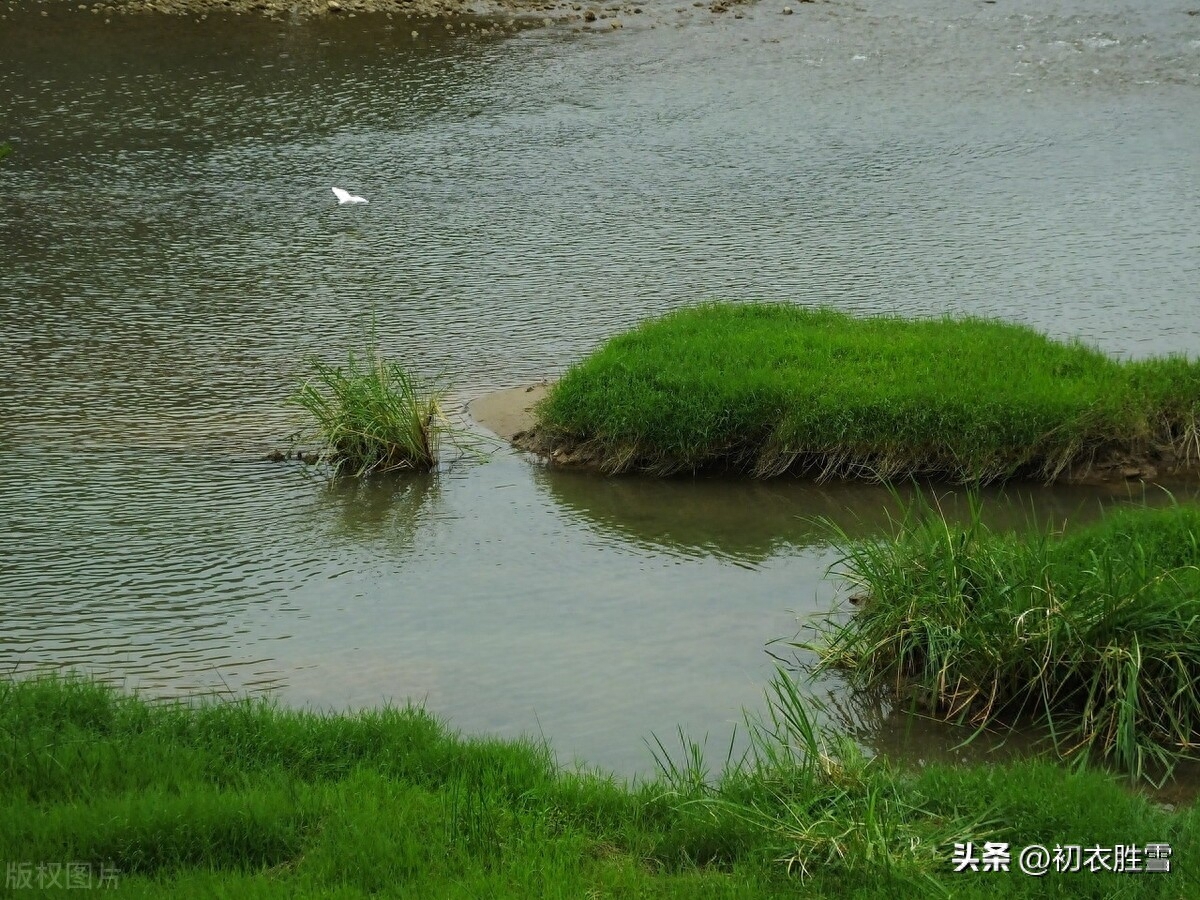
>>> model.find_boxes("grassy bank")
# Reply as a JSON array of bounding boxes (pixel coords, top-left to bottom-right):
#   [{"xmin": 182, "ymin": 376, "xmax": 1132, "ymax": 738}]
[
  {"xmin": 531, "ymin": 303, "xmax": 1200, "ymax": 482},
  {"xmin": 810, "ymin": 501, "xmax": 1200, "ymax": 783},
  {"xmin": 3, "ymin": 674, "xmax": 1197, "ymax": 898}
]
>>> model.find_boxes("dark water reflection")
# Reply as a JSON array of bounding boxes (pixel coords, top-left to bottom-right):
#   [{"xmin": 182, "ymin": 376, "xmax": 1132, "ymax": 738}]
[
  {"xmin": 2, "ymin": 0, "xmax": 1199, "ymax": 777},
  {"xmin": 537, "ymin": 470, "xmax": 1200, "ymax": 566}
]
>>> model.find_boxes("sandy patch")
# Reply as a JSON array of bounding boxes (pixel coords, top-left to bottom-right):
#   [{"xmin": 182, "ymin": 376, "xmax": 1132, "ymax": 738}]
[{"xmin": 467, "ymin": 383, "xmax": 550, "ymax": 441}]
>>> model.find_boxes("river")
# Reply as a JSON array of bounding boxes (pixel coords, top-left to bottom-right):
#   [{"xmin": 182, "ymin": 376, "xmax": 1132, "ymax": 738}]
[{"xmin": 2, "ymin": 0, "xmax": 1198, "ymax": 775}]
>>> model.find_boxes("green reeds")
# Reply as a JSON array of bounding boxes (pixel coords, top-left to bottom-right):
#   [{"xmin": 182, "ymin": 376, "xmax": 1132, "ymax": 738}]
[
  {"xmin": 535, "ymin": 303, "xmax": 1200, "ymax": 481},
  {"xmin": 291, "ymin": 350, "xmax": 444, "ymax": 476},
  {"xmin": 650, "ymin": 671, "xmax": 987, "ymax": 888},
  {"xmin": 808, "ymin": 499, "xmax": 1200, "ymax": 782}
]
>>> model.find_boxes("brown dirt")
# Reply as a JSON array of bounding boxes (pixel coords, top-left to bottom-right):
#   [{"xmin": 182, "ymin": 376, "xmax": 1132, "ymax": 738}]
[{"xmin": 467, "ymin": 382, "xmax": 610, "ymax": 467}]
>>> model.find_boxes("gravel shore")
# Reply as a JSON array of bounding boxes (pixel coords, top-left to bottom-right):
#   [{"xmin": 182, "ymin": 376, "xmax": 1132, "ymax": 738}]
[{"xmin": 25, "ymin": 0, "xmax": 762, "ymax": 25}]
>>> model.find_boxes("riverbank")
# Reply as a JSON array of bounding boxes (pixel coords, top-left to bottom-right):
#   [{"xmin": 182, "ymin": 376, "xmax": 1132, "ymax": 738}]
[
  {"xmin": 506, "ymin": 303, "xmax": 1200, "ymax": 484},
  {"xmin": 20, "ymin": 0, "xmax": 757, "ymax": 25},
  {"xmin": 6, "ymin": 673, "xmax": 1196, "ymax": 897},
  {"xmin": 810, "ymin": 501, "xmax": 1200, "ymax": 782}
]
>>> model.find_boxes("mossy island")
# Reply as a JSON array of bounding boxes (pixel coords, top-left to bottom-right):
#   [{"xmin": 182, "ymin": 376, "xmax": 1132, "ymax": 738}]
[{"xmin": 510, "ymin": 303, "xmax": 1200, "ymax": 484}]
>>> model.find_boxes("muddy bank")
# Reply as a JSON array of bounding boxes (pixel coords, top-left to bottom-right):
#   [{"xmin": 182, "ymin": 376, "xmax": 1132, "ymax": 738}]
[{"xmin": 470, "ymin": 383, "xmax": 1200, "ymax": 485}]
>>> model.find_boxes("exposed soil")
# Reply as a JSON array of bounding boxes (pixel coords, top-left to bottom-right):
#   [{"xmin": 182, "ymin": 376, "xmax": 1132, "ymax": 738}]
[
  {"xmin": 469, "ymin": 382, "xmax": 1200, "ymax": 485},
  {"xmin": 467, "ymin": 382, "xmax": 551, "ymax": 442}
]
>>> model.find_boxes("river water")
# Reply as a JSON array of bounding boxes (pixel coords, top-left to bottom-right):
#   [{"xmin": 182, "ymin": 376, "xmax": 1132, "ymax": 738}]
[{"xmin": 2, "ymin": 0, "xmax": 1198, "ymax": 775}]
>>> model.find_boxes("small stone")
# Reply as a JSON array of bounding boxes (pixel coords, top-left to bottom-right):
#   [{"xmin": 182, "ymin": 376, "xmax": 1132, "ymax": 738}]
[
  {"xmin": 411, "ymin": 28, "xmax": 419, "ymax": 35},
  {"xmin": 326, "ymin": 0, "xmax": 339, "ymax": 9},
  {"xmin": 583, "ymin": 7, "xmax": 595, "ymax": 18},
  {"xmin": 610, "ymin": 17, "xmax": 620, "ymax": 26},
  {"xmin": 782, "ymin": 4, "xmax": 792, "ymax": 12}
]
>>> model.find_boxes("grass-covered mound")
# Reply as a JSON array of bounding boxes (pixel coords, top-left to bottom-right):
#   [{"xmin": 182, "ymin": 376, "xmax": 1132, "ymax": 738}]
[
  {"xmin": 811, "ymin": 501, "xmax": 1200, "ymax": 783},
  {"xmin": 4, "ymin": 674, "xmax": 1197, "ymax": 898},
  {"xmin": 530, "ymin": 303, "xmax": 1200, "ymax": 482}
]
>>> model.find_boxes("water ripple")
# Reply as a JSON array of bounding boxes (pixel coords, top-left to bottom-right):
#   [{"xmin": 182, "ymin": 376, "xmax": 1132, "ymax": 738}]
[{"xmin": 1, "ymin": 0, "xmax": 1197, "ymax": 773}]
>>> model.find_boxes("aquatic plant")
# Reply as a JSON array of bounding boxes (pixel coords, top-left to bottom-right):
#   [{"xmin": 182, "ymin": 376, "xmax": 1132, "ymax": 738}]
[
  {"xmin": 291, "ymin": 350, "xmax": 444, "ymax": 476},
  {"xmin": 533, "ymin": 303, "xmax": 1200, "ymax": 482},
  {"xmin": 807, "ymin": 499, "xmax": 1200, "ymax": 783}
]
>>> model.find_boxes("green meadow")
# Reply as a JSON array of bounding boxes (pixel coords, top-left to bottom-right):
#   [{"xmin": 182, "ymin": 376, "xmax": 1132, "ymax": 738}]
[
  {"xmin": 534, "ymin": 303, "xmax": 1200, "ymax": 482},
  {"xmin": 3, "ymin": 673, "xmax": 1197, "ymax": 898}
]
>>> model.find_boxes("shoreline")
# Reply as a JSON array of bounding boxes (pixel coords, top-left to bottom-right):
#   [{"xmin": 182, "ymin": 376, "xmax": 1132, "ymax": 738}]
[
  {"xmin": 16, "ymin": 0, "xmax": 760, "ymax": 25},
  {"xmin": 469, "ymin": 381, "xmax": 1197, "ymax": 485},
  {"xmin": 467, "ymin": 383, "xmax": 550, "ymax": 443}
]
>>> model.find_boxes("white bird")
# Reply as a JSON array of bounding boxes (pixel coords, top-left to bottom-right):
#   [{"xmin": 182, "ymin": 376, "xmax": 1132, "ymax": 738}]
[{"xmin": 331, "ymin": 187, "xmax": 369, "ymax": 205}]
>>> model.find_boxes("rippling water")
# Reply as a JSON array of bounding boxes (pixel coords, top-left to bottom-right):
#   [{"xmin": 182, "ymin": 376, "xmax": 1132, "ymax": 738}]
[{"xmin": 2, "ymin": 0, "xmax": 1198, "ymax": 774}]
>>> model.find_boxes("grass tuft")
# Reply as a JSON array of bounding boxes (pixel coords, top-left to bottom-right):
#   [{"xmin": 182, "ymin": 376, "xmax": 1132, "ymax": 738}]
[
  {"xmin": 291, "ymin": 349, "xmax": 445, "ymax": 476},
  {"xmin": 806, "ymin": 499, "xmax": 1200, "ymax": 783},
  {"xmin": 534, "ymin": 303, "xmax": 1200, "ymax": 482}
]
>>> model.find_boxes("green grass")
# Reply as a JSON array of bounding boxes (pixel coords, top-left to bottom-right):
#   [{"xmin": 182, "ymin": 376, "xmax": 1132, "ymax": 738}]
[
  {"xmin": 291, "ymin": 350, "xmax": 444, "ymax": 477},
  {"xmin": 535, "ymin": 303, "xmax": 1200, "ymax": 481},
  {"xmin": 3, "ymin": 673, "xmax": 1198, "ymax": 898},
  {"xmin": 807, "ymin": 500, "xmax": 1200, "ymax": 783}
]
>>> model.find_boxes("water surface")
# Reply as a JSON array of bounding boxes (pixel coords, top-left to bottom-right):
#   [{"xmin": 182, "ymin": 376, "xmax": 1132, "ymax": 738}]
[{"xmin": 3, "ymin": 0, "xmax": 1199, "ymax": 775}]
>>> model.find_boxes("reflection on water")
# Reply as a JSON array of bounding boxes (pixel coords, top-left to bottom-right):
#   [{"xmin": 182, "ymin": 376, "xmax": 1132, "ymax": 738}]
[
  {"xmin": 537, "ymin": 470, "xmax": 1200, "ymax": 566},
  {"xmin": 2, "ymin": 0, "xmax": 1198, "ymax": 777},
  {"xmin": 311, "ymin": 470, "xmax": 443, "ymax": 543}
]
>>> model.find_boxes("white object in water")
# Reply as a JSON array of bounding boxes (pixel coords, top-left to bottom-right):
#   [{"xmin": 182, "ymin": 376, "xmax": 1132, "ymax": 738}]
[{"xmin": 331, "ymin": 187, "xmax": 369, "ymax": 205}]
